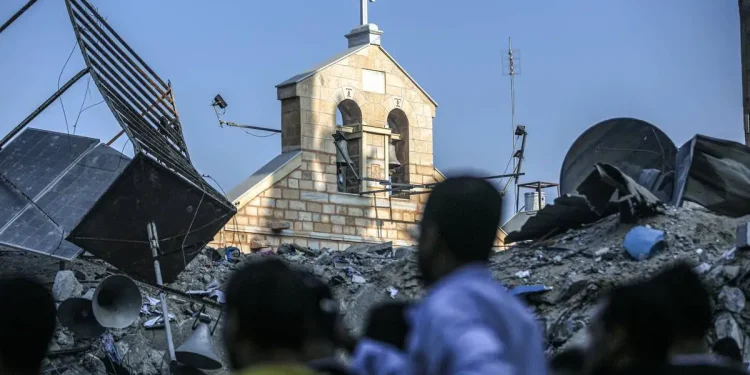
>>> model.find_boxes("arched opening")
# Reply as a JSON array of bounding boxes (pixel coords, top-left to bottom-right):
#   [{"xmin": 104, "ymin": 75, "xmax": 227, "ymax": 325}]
[
  {"xmin": 335, "ymin": 99, "xmax": 363, "ymax": 193},
  {"xmin": 387, "ymin": 109, "xmax": 409, "ymax": 198},
  {"xmin": 336, "ymin": 99, "xmax": 362, "ymax": 126}
]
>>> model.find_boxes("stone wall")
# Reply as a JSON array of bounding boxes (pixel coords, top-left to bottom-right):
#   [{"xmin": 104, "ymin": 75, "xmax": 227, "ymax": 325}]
[
  {"xmin": 278, "ymin": 44, "xmax": 438, "ymax": 199},
  {"xmin": 212, "ymin": 150, "xmax": 431, "ymax": 252}
]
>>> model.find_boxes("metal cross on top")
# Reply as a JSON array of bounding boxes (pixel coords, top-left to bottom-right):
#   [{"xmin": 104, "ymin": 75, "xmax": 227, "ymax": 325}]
[{"xmin": 360, "ymin": 0, "xmax": 376, "ymax": 25}]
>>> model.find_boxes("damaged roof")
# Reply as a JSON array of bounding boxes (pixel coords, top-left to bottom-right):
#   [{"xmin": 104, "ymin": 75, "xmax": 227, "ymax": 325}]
[{"xmin": 275, "ymin": 44, "xmax": 438, "ymax": 107}]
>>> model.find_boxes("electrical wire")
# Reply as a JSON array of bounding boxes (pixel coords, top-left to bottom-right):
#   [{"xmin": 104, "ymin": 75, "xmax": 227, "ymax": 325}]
[
  {"xmin": 80, "ymin": 99, "xmax": 105, "ymax": 113},
  {"xmin": 203, "ymin": 174, "xmax": 241, "ymax": 253},
  {"xmin": 58, "ymin": 41, "xmax": 79, "ymax": 141},
  {"xmin": 180, "ymin": 191, "xmax": 205, "ymax": 269},
  {"xmin": 241, "ymin": 128, "xmax": 278, "ymax": 138},
  {"xmin": 71, "ymin": 75, "xmax": 92, "ymax": 134}
]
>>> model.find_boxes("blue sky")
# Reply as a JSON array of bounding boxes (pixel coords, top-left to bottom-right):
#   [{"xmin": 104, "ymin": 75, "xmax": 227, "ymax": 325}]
[{"xmin": 0, "ymin": 0, "xmax": 742, "ymax": 206}]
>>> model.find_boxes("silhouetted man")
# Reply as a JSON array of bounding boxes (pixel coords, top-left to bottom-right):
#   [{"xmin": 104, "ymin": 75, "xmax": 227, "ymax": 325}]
[
  {"xmin": 0, "ymin": 276, "xmax": 56, "ymax": 375},
  {"xmin": 713, "ymin": 337, "xmax": 743, "ymax": 365},
  {"xmin": 649, "ymin": 262, "xmax": 748, "ymax": 375},
  {"xmin": 583, "ymin": 280, "xmax": 674, "ymax": 375},
  {"xmin": 549, "ymin": 348, "xmax": 585, "ymax": 375},
  {"xmin": 351, "ymin": 301, "xmax": 411, "ymax": 375},
  {"xmin": 224, "ymin": 257, "xmax": 330, "ymax": 375},
  {"xmin": 409, "ymin": 176, "xmax": 548, "ymax": 375},
  {"xmin": 296, "ymin": 270, "xmax": 352, "ymax": 375}
]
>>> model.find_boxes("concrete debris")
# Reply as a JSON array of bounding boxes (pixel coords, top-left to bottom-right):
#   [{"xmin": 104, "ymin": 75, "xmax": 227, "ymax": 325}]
[
  {"xmin": 718, "ymin": 286, "xmax": 746, "ymax": 313},
  {"xmin": 52, "ymin": 270, "xmax": 83, "ymax": 302},
  {"xmin": 1, "ymin": 202, "xmax": 742, "ymax": 374},
  {"xmin": 56, "ymin": 331, "xmax": 74, "ymax": 347}
]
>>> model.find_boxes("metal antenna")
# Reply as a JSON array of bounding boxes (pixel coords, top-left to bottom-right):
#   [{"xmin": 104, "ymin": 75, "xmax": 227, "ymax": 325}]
[
  {"xmin": 504, "ymin": 37, "xmax": 520, "ymax": 154},
  {"xmin": 503, "ymin": 37, "xmax": 523, "ymax": 212}
]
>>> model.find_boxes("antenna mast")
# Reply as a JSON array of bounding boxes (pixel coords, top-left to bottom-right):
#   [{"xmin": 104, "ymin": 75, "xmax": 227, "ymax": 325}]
[
  {"xmin": 507, "ymin": 37, "xmax": 517, "ymax": 153},
  {"xmin": 502, "ymin": 37, "xmax": 523, "ymax": 212}
]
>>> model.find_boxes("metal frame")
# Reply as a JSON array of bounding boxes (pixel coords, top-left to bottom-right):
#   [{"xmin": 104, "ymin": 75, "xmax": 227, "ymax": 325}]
[
  {"xmin": 358, "ymin": 172, "xmax": 526, "ymax": 196},
  {"xmin": 515, "ymin": 181, "xmax": 560, "ymax": 212},
  {"xmin": 211, "ymin": 101, "xmax": 282, "ymax": 134},
  {"xmin": 63, "ymin": 0, "xmax": 226, "ymax": 204},
  {"xmin": 0, "ymin": 68, "xmax": 90, "ymax": 149},
  {"xmin": 0, "ymin": 0, "xmax": 38, "ymax": 36}
]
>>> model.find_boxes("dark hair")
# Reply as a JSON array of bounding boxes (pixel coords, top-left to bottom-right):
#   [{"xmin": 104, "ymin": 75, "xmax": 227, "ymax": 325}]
[
  {"xmin": 713, "ymin": 337, "xmax": 743, "ymax": 363},
  {"xmin": 225, "ymin": 257, "xmax": 316, "ymax": 352},
  {"xmin": 549, "ymin": 348, "xmax": 585, "ymax": 373},
  {"xmin": 0, "ymin": 277, "xmax": 56, "ymax": 374},
  {"xmin": 598, "ymin": 281, "xmax": 674, "ymax": 370},
  {"xmin": 421, "ymin": 176, "xmax": 502, "ymax": 262},
  {"xmin": 648, "ymin": 261, "xmax": 712, "ymax": 341},
  {"xmin": 363, "ymin": 301, "xmax": 411, "ymax": 351},
  {"xmin": 296, "ymin": 269, "xmax": 338, "ymax": 342}
]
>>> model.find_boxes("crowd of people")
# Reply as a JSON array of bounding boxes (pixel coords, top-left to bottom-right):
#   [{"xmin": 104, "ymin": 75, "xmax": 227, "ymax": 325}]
[{"xmin": 1, "ymin": 175, "xmax": 749, "ymax": 375}]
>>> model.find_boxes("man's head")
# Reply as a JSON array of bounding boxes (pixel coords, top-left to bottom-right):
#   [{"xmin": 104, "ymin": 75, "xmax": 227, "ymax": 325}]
[
  {"xmin": 223, "ymin": 257, "xmax": 318, "ymax": 370},
  {"xmin": 584, "ymin": 280, "xmax": 674, "ymax": 374},
  {"xmin": 548, "ymin": 348, "xmax": 585, "ymax": 375},
  {"xmin": 648, "ymin": 261, "xmax": 712, "ymax": 353},
  {"xmin": 295, "ymin": 269, "xmax": 342, "ymax": 360},
  {"xmin": 417, "ymin": 176, "xmax": 502, "ymax": 285},
  {"xmin": 0, "ymin": 276, "xmax": 56, "ymax": 374},
  {"xmin": 713, "ymin": 337, "xmax": 743, "ymax": 363},
  {"xmin": 363, "ymin": 301, "xmax": 411, "ymax": 351}
]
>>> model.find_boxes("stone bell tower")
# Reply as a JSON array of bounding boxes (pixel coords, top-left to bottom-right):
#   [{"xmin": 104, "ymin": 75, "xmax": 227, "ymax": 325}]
[
  {"xmin": 275, "ymin": 0, "xmax": 438, "ymax": 200},
  {"xmin": 217, "ymin": 1, "xmax": 453, "ymax": 252}
]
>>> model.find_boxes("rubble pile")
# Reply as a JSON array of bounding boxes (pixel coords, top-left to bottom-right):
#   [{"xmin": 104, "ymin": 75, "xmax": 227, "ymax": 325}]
[
  {"xmin": 177, "ymin": 203, "xmax": 750, "ymax": 358},
  {"xmin": 11, "ymin": 202, "xmax": 748, "ymax": 374}
]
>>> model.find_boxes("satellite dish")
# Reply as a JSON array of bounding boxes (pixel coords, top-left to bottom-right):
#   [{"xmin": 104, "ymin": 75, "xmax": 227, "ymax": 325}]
[{"xmin": 559, "ymin": 117, "xmax": 677, "ymax": 196}]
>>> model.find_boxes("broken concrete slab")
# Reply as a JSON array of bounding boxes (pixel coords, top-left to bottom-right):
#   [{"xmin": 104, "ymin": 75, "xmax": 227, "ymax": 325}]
[
  {"xmin": 345, "ymin": 242, "xmax": 393, "ymax": 254},
  {"xmin": 52, "ymin": 270, "xmax": 83, "ymax": 302},
  {"xmin": 718, "ymin": 286, "xmax": 746, "ymax": 313}
]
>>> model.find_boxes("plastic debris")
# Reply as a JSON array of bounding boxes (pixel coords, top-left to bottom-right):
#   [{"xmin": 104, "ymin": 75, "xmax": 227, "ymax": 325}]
[
  {"xmin": 387, "ymin": 286, "xmax": 399, "ymax": 298},
  {"xmin": 352, "ymin": 275, "xmax": 366, "ymax": 284},
  {"xmin": 511, "ymin": 285, "xmax": 553, "ymax": 296},
  {"xmin": 143, "ymin": 314, "xmax": 176, "ymax": 329},
  {"xmin": 515, "ymin": 270, "xmax": 531, "ymax": 279},
  {"xmin": 623, "ymin": 226, "xmax": 665, "ymax": 261}
]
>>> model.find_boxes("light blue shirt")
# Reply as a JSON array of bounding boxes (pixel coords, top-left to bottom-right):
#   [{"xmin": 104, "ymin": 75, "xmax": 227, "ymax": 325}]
[
  {"xmin": 351, "ymin": 338, "xmax": 408, "ymax": 375},
  {"xmin": 406, "ymin": 263, "xmax": 548, "ymax": 375}
]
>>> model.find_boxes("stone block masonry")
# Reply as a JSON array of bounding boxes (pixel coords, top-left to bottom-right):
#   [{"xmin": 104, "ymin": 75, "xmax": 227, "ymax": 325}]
[{"xmin": 213, "ymin": 167, "xmax": 423, "ymax": 252}]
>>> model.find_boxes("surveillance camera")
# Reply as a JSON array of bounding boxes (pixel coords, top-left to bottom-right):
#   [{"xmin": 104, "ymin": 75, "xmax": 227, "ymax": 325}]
[{"xmin": 369, "ymin": 0, "xmax": 375, "ymax": 2}]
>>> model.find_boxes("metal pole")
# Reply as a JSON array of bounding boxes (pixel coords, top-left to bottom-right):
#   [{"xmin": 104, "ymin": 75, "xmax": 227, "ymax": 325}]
[
  {"xmin": 147, "ymin": 222, "xmax": 176, "ymax": 361},
  {"xmin": 360, "ymin": 0, "xmax": 368, "ymax": 25},
  {"xmin": 220, "ymin": 120, "xmax": 281, "ymax": 134},
  {"xmin": 537, "ymin": 183, "xmax": 542, "ymax": 211},
  {"xmin": 0, "ymin": 0, "xmax": 38, "ymax": 36},
  {"xmin": 0, "ymin": 68, "xmax": 89, "ymax": 150}
]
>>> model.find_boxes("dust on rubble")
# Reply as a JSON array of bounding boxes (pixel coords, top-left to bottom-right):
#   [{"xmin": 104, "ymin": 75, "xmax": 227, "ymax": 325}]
[{"xmin": 2, "ymin": 204, "xmax": 747, "ymax": 374}]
